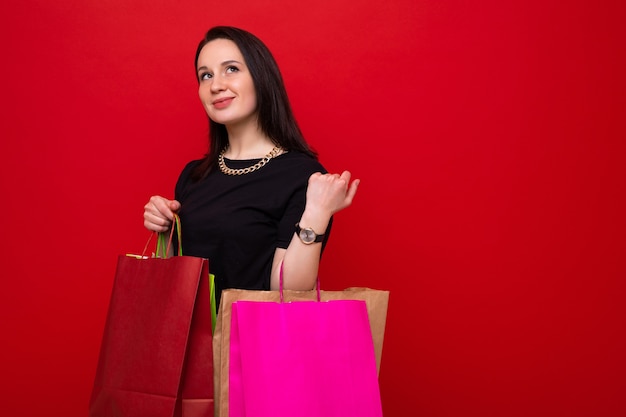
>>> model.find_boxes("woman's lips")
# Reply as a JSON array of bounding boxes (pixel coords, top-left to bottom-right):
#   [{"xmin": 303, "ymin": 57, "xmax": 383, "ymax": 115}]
[{"xmin": 213, "ymin": 97, "xmax": 234, "ymax": 109}]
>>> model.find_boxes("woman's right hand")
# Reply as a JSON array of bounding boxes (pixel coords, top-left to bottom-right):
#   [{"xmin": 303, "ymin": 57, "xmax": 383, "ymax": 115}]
[{"xmin": 143, "ymin": 196, "xmax": 181, "ymax": 233}]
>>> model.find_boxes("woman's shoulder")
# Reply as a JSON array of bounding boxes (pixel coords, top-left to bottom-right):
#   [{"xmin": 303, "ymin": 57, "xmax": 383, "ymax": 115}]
[
  {"xmin": 275, "ymin": 150, "xmax": 327, "ymax": 174},
  {"xmin": 180, "ymin": 158, "xmax": 203, "ymax": 173},
  {"xmin": 175, "ymin": 158, "xmax": 204, "ymax": 189}
]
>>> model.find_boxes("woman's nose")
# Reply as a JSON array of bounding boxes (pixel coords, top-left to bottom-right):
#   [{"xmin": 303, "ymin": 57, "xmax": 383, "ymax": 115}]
[{"xmin": 210, "ymin": 74, "xmax": 225, "ymax": 92}]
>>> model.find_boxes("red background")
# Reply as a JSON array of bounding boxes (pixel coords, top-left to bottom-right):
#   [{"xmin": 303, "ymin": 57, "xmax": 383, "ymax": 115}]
[{"xmin": 2, "ymin": 1, "xmax": 625, "ymax": 416}]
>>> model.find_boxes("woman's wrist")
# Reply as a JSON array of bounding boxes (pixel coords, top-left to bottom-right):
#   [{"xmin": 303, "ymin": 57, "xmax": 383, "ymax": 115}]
[{"xmin": 298, "ymin": 209, "xmax": 331, "ymax": 234}]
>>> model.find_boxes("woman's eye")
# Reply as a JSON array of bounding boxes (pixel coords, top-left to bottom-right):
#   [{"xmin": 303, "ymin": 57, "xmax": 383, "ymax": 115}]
[
  {"xmin": 226, "ymin": 66, "xmax": 239, "ymax": 73},
  {"xmin": 200, "ymin": 72, "xmax": 212, "ymax": 80}
]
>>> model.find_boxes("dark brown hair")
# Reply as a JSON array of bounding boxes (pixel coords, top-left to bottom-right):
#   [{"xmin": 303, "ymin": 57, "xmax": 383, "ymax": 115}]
[{"xmin": 191, "ymin": 26, "xmax": 317, "ymax": 181}]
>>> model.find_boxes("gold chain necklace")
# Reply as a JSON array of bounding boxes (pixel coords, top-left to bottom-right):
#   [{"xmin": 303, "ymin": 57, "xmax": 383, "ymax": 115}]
[{"xmin": 218, "ymin": 146, "xmax": 283, "ymax": 175}]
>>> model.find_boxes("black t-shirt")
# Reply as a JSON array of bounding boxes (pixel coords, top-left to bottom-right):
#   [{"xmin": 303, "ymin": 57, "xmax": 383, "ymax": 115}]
[{"xmin": 174, "ymin": 150, "xmax": 330, "ymax": 301}]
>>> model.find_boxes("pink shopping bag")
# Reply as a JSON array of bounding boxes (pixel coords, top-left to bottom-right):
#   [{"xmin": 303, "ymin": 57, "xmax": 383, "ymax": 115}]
[{"xmin": 229, "ymin": 279, "xmax": 383, "ymax": 417}]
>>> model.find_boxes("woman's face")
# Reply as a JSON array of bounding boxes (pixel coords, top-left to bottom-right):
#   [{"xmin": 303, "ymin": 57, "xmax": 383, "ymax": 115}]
[{"xmin": 197, "ymin": 38, "xmax": 258, "ymax": 128}]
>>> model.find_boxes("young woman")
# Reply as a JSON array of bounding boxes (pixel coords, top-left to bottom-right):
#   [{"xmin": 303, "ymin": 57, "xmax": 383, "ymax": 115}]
[{"xmin": 143, "ymin": 26, "xmax": 359, "ymax": 303}]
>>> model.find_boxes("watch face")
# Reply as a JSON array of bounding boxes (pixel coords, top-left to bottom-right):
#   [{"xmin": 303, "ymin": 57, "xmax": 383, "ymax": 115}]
[{"xmin": 300, "ymin": 228, "xmax": 315, "ymax": 243}]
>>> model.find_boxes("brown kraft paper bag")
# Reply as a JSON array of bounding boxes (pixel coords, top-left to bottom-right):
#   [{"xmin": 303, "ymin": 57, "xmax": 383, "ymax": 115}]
[{"xmin": 212, "ymin": 287, "xmax": 389, "ymax": 417}]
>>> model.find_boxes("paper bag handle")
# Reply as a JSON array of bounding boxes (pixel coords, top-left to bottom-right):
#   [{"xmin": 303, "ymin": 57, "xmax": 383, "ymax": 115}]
[{"xmin": 140, "ymin": 213, "xmax": 183, "ymax": 258}]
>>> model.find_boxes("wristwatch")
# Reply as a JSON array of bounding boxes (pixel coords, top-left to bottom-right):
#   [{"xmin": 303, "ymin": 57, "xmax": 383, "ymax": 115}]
[{"xmin": 295, "ymin": 223, "xmax": 325, "ymax": 244}]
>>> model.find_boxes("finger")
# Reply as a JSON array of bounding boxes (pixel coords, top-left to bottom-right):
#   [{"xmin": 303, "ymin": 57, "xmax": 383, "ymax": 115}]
[
  {"xmin": 339, "ymin": 170, "xmax": 352, "ymax": 183},
  {"xmin": 346, "ymin": 178, "xmax": 360, "ymax": 203},
  {"xmin": 143, "ymin": 217, "xmax": 170, "ymax": 233},
  {"xmin": 169, "ymin": 200, "xmax": 181, "ymax": 212},
  {"xmin": 144, "ymin": 211, "xmax": 172, "ymax": 228},
  {"xmin": 149, "ymin": 196, "xmax": 176, "ymax": 220},
  {"xmin": 308, "ymin": 172, "xmax": 323, "ymax": 182},
  {"xmin": 144, "ymin": 210, "xmax": 162, "ymax": 223},
  {"xmin": 334, "ymin": 178, "xmax": 360, "ymax": 212}
]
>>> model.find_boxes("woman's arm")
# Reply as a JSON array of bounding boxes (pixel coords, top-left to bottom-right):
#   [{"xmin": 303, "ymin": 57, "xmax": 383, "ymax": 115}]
[{"xmin": 270, "ymin": 171, "xmax": 360, "ymax": 290}]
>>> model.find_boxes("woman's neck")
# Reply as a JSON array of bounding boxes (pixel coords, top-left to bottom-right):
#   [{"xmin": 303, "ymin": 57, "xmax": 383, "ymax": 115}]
[{"xmin": 224, "ymin": 122, "xmax": 275, "ymax": 160}]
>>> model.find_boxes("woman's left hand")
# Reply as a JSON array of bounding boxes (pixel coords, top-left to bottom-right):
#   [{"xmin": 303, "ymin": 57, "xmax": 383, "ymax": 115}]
[{"xmin": 305, "ymin": 171, "xmax": 360, "ymax": 219}]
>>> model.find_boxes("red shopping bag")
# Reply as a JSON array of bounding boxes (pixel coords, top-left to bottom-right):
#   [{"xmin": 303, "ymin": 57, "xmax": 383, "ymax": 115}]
[
  {"xmin": 228, "ymin": 274, "xmax": 384, "ymax": 417},
  {"xmin": 89, "ymin": 215, "xmax": 214, "ymax": 417}
]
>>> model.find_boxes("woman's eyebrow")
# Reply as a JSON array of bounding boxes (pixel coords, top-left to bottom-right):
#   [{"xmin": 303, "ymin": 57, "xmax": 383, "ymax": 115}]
[{"xmin": 197, "ymin": 60, "xmax": 243, "ymax": 73}]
